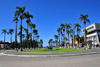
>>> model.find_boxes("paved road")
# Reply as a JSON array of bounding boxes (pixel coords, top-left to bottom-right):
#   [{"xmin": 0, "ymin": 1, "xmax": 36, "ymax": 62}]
[
  {"xmin": 0, "ymin": 54, "xmax": 100, "ymax": 67},
  {"xmin": 0, "ymin": 50, "xmax": 4, "ymax": 53}
]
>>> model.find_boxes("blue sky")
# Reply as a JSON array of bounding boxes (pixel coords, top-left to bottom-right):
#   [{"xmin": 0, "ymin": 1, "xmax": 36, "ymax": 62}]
[{"xmin": 0, "ymin": 0, "xmax": 100, "ymax": 47}]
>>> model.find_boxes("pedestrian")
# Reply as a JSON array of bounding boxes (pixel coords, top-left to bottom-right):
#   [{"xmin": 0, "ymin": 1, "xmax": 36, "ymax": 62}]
[{"xmin": 17, "ymin": 48, "xmax": 18, "ymax": 52}]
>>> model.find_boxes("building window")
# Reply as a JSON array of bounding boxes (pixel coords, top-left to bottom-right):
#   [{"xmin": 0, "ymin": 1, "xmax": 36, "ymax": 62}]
[{"xmin": 87, "ymin": 26, "xmax": 94, "ymax": 31}]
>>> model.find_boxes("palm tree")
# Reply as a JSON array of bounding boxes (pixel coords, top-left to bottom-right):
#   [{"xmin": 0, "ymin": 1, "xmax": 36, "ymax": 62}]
[
  {"xmin": 64, "ymin": 23, "xmax": 67, "ymax": 37},
  {"xmin": 57, "ymin": 28, "xmax": 61, "ymax": 45},
  {"xmin": 23, "ymin": 28, "xmax": 27, "ymax": 34},
  {"xmin": 48, "ymin": 39, "xmax": 53, "ymax": 47},
  {"xmin": 65, "ymin": 23, "xmax": 71, "ymax": 34},
  {"xmin": 28, "ymin": 22, "xmax": 35, "ymax": 48},
  {"xmin": 75, "ymin": 23, "xmax": 81, "ymax": 47},
  {"xmin": 79, "ymin": 14, "xmax": 90, "ymax": 48},
  {"xmin": 60, "ymin": 24, "xmax": 64, "ymax": 31},
  {"xmin": 18, "ymin": 31, "xmax": 21, "ymax": 36},
  {"xmin": 77, "ymin": 28, "xmax": 81, "ymax": 47},
  {"xmin": 83, "ymin": 29, "xmax": 87, "ymax": 36},
  {"xmin": 2, "ymin": 29, "xmax": 7, "ymax": 50},
  {"xmin": 61, "ymin": 33, "xmax": 64, "ymax": 43},
  {"xmin": 52, "ymin": 41, "xmax": 56, "ymax": 47},
  {"xmin": 8, "ymin": 28, "xmax": 14, "ymax": 44},
  {"xmin": 36, "ymin": 35, "xmax": 40, "ymax": 47},
  {"xmin": 60, "ymin": 24, "xmax": 65, "ymax": 35},
  {"xmin": 48, "ymin": 40, "xmax": 51, "ymax": 47},
  {"xmin": 66, "ymin": 30, "xmax": 71, "ymax": 48},
  {"xmin": 23, "ymin": 28, "xmax": 28, "ymax": 48},
  {"xmin": 18, "ymin": 31, "xmax": 21, "ymax": 48},
  {"xmin": 64, "ymin": 23, "xmax": 68, "ymax": 47},
  {"xmin": 24, "ymin": 11, "xmax": 33, "ymax": 49},
  {"xmin": 37, "ymin": 35, "xmax": 40, "ymax": 41},
  {"xmin": 22, "ymin": 34, "xmax": 25, "ymax": 48},
  {"xmin": 64, "ymin": 37, "xmax": 68, "ymax": 46},
  {"xmin": 14, "ymin": 6, "xmax": 26, "ymax": 50},
  {"xmin": 54, "ymin": 35, "xmax": 59, "ymax": 47},
  {"xmin": 33, "ymin": 29, "xmax": 38, "ymax": 49},
  {"xmin": 28, "ymin": 33, "xmax": 32, "ymax": 48},
  {"xmin": 12, "ymin": 16, "xmax": 19, "ymax": 48},
  {"xmin": 40, "ymin": 39, "xmax": 43, "ymax": 48},
  {"xmin": 75, "ymin": 23, "xmax": 81, "ymax": 34},
  {"xmin": 60, "ymin": 24, "xmax": 65, "ymax": 44},
  {"xmin": 65, "ymin": 23, "xmax": 71, "ymax": 47},
  {"xmin": 22, "ymin": 34, "xmax": 25, "ymax": 39},
  {"xmin": 18, "ymin": 25, "xmax": 24, "ymax": 48},
  {"xmin": 50, "ymin": 39, "xmax": 53, "ymax": 47},
  {"xmin": 70, "ymin": 34, "xmax": 73, "ymax": 47},
  {"xmin": 70, "ymin": 29, "xmax": 74, "ymax": 47}
]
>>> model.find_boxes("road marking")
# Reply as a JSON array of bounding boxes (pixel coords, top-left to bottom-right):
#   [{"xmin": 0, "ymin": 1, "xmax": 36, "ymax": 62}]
[{"xmin": 0, "ymin": 52, "xmax": 4, "ymax": 56}]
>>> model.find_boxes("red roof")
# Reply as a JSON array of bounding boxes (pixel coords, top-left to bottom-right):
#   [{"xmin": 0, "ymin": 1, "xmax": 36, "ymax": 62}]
[{"xmin": 0, "ymin": 42, "xmax": 11, "ymax": 44}]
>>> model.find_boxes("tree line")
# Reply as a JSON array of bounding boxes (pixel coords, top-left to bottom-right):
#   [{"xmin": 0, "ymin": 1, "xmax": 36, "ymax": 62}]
[
  {"xmin": 2, "ymin": 6, "xmax": 43, "ymax": 50},
  {"xmin": 48, "ymin": 14, "xmax": 90, "ymax": 48}
]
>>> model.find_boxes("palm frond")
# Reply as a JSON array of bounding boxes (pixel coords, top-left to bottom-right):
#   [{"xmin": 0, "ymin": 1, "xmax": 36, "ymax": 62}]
[
  {"xmin": 14, "ymin": 10, "xmax": 20, "ymax": 16},
  {"xmin": 12, "ymin": 16, "xmax": 19, "ymax": 22}
]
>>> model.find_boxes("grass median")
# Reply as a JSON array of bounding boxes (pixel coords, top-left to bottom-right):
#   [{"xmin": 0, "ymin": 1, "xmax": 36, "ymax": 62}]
[{"xmin": 21, "ymin": 48, "xmax": 85, "ymax": 53}]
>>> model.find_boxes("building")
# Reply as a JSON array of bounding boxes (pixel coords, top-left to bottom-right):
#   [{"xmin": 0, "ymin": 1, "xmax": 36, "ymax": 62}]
[
  {"xmin": 0, "ymin": 42, "xmax": 11, "ymax": 49},
  {"xmin": 72, "ymin": 36, "xmax": 84, "ymax": 47},
  {"xmin": 82, "ymin": 23, "xmax": 100, "ymax": 47}
]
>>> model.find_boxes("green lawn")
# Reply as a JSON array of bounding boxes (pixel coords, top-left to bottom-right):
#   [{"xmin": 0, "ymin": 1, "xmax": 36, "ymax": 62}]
[
  {"xmin": 0, "ymin": 49, "xmax": 4, "ymax": 50},
  {"xmin": 22, "ymin": 48, "xmax": 85, "ymax": 53}
]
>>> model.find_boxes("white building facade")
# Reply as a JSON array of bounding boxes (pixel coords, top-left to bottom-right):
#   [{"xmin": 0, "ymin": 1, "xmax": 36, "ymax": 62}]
[
  {"xmin": 82, "ymin": 23, "xmax": 100, "ymax": 47},
  {"xmin": 0, "ymin": 42, "xmax": 11, "ymax": 49}
]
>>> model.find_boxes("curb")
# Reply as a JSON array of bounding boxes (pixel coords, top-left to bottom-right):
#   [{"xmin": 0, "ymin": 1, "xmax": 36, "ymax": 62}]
[{"xmin": 1, "ymin": 52, "xmax": 100, "ymax": 57}]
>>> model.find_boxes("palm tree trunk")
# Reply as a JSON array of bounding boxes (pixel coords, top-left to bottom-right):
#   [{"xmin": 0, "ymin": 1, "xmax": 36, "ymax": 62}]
[
  {"xmin": 20, "ymin": 19, "xmax": 22, "ymax": 50},
  {"xmin": 77, "ymin": 29, "xmax": 79, "ymax": 47},
  {"xmin": 30, "ymin": 28, "xmax": 32, "ymax": 48},
  {"xmin": 11, "ymin": 34, "xmax": 12, "ymax": 43},
  {"xmin": 23, "ymin": 37, "xmax": 25, "ymax": 48},
  {"xmin": 59, "ymin": 34, "xmax": 60, "ymax": 45},
  {"xmin": 74, "ymin": 31, "xmax": 75, "ymax": 48},
  {"xmin": 65, "ymin": 27, "xmax": 66, "ymax": 36},
  {"xmin": 33, "ymin": 34, "xmax": 35, "ymax": 49},
  {"xmin": 25, "ymin": 35, "xmax": 27, "ymax": 48},
  {"xmin": 77, "ymin": 30, "xmax": 79, "ymax": 47},
  {"xmin": 11, "ymin": 33, "xmax": 12, "ymax": 48},
  {"xmin": 84, "ymin": 23, "xmax": 87, "ymax": 48},
  {"xmin": 71, "ymin": 37, "xmax": 73, "ymax": 47},
  {"xmin": 64, "ymin": 28, "xmax": 66, "ymax": 47},
  {"xmin": 4, "ymin": 34, "xmax": 5, "ymax": 50},
  {"xmin": 68, "ymin": 34, "xmax": 70, "ymax": 48},
  {"xmin": 61, "ymin": 35, "xmax": 62, "ymax": 44},
  {"xmin": 15, "ymin": 22, "xmax": 17, "ymax": 48},
  {"xmin": 27, "ymin": 25, "xmax": 28, "ymax": 49},
  {"xmin": 73, "ymin": 29, "xmax": 74, "ymax": 48},
  {"xmin": 67, "ymin": 27, "xmax": 68, "ymax": 48},
  {"xmin": 20, "ymin": 35, "xmax": 21, "ymax": 48}
]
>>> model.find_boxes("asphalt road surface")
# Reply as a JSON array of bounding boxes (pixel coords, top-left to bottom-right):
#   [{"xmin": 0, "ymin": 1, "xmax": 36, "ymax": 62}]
[{"xmin": 0, "ymin": 54, "xmax": 100, "ymax": 67}]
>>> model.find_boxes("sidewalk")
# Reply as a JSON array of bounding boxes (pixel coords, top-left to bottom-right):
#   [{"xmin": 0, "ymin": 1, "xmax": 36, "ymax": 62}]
[{"xmin": 0, "ymin": 48, "xmax": 100, "ymax": 57}]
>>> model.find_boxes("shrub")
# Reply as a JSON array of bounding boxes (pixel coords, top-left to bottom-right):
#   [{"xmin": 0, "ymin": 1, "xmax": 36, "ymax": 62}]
[{"xmin": 47, "ymin": 47, "xmax": 52, "ymax": 49}]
